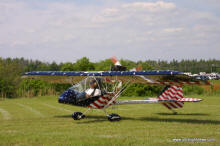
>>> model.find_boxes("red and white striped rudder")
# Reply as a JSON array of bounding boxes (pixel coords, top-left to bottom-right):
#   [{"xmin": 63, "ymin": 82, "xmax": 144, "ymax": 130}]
[{"xmin": 158, "ymin": 85, "xmax": 184, "ymax": 109}]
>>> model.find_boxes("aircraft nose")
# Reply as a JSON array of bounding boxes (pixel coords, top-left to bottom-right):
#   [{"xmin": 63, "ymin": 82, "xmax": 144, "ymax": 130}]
[
  {"xmin": 58, "ymin": 89, "xmax": 76, "ymax": 104},
  {"xmin": 58, "ymin": 95, "xmax": 65, "ymax": 103}
]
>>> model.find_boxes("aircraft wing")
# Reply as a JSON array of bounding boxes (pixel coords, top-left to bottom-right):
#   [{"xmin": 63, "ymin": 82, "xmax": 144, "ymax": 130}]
[{"xmin": 22, "ymin": 70, "xmax": 210, "ymax": 85}]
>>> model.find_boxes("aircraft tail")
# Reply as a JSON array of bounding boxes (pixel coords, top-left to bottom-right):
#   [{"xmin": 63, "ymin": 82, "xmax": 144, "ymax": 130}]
[
  {"xmin": 158, "ymin": 86, "xmax": 202, "ymax": 112},
  {"xmin": 158, "ymin": 85, "xmax": 184, "ymax": 110}
]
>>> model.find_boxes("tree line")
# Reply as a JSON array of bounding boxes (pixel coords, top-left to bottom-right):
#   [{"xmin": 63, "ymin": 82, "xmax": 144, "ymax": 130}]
[{"xmin": 0, "ymin": 57, "xmax": 219, "ymax": 98}]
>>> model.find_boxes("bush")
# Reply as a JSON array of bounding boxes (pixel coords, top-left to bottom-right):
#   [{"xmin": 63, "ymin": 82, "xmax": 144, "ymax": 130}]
[
  {"xmin": 182, "ymin": 85, "xmax": 204, "ymax": 95},
  {"xmin": 122, "ymin": 84, "xmax": 206, "ymax": 97},
  {"xmin": 18, "ymin": 79, "xmax": 72, "ymax": 97},
  {"xmin": 122, "ymin": 84, "xmax": 163, "ymax": 97}
]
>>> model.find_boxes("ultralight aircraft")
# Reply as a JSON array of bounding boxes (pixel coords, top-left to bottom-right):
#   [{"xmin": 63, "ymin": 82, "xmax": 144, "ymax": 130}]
[{"xmin": 22, "ymin": 57, "xmax": 209, "ymax": 121}]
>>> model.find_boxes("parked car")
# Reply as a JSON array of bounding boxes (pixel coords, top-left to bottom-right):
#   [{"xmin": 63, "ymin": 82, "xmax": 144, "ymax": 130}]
[
  {"xmin": 216, "ymin": 74, "xmax": 220, "ymax": 80},
  {"xmin": 193, "ymin": 75, "xmax": 210, "ymax": 81}
]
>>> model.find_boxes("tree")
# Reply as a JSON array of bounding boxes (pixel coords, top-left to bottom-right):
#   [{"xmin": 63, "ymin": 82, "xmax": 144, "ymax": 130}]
[
  {"xmin": 60, "ymin": 62, "xmax": 75, "ymax": 71},
  {"xmin": 0, "ymin": 60, "xmax": 22, "ymax": 98},
  {"xmin": 74, "ymin": 57, "xmax": 95, "ymax": 71},
  {"xmin": 50, "ymin": 61, "xmax": 60, "ymax": 71},
  {"xmin": 120, "ymin": 59, "xmax": 136, "ymax": 70},
  {"xmin": 137, "ymin": 61, "xmax": 153, "ymax": 70},
  {"xmin": 94, "ymin": 59, "xmax": 114, "ymax": 71}
]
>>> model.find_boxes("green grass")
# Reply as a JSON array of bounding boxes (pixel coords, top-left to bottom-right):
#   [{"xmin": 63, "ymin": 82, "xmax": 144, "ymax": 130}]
[
  {"xmin": 0, "ymin": 95, "xmax": 220, "ymax": 146},
  {"xmin": 211, "ymin": 80, "xmax": 220, "ymax": 84}
]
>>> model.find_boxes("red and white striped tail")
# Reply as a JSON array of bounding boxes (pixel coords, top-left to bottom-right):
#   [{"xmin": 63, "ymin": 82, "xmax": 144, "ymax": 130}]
[
  {"xmin": 88, "ymin": 95, "xmax": 116, "ymax": 109},
  {"xmin": 158, "ymin": 86, "xmax": 184, "ymax": 109}
]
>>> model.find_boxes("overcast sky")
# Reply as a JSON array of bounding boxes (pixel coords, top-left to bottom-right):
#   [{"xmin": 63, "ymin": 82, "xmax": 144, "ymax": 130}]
[{"xmin": 0, "ymin": 0, "xmax": 220, "ymax": 62}]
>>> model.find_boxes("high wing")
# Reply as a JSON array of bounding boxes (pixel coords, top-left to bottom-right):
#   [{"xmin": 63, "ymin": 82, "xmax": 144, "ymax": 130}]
[{"xmin": 22, "ymin": 70, "xmax": 210, "ymax": 85}]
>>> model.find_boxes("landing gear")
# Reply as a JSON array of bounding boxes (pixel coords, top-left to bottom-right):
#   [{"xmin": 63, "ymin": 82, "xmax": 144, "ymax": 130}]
[
  {"xmin": 107, "ymin": 113, "xmax": 121, "ymax": 121},
  {"xmin": 171, "ymin": 109, "xmax": 178, "ymax": 115},
  {"xmin": 72, "ymin": 109, "xmax": 121, "ymax": 122},
  {"xmin": 72, "ymin": 112, "xmax": 86, "ymax": 120}
]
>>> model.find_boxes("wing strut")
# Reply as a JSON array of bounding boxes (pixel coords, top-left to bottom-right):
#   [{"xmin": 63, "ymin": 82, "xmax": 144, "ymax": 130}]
[{"xmin": 103, "ymin": 80, "xmax": 130, "ymax": 109}]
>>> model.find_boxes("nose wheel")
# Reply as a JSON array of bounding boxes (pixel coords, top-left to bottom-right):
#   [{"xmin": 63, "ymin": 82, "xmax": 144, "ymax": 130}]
[
  {"xmin": 72, "ymin": 112, "xmax": 86, "ymax": 120},
  {"xmin": 108, "ymin": 113, "xmax": 121, "ymax": 121}
]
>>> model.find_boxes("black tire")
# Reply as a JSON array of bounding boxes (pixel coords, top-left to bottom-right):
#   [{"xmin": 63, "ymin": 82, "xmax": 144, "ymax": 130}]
[
  {"xmin": 108, "ymin": 113, "xmax": 121, "ymax": 121},
  {"xmin": 72, "ymin": 112, "xmax": 85, "ymax": 120}
]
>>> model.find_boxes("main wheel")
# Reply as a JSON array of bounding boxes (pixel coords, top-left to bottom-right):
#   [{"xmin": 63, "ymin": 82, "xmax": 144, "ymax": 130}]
[
  {"xmin": 72, "ymin": 112, "xmax": 85, "ymax": 120},
  {"xmin": 108, "ymin": 113, "xmax": 121, "ymax": 121}
]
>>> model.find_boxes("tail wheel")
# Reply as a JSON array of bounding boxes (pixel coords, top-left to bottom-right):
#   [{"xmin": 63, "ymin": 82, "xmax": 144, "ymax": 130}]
[
  {"xmin": 173, "ymin": 111, "xmax": 178, "ymax": 115},
  {"xmin": 108, "ymin": 113, "xmax": 121, "ymax": 121},
  {"xmin": 72, "ymin": 112, "xmax": 85, "ymax": 120}
]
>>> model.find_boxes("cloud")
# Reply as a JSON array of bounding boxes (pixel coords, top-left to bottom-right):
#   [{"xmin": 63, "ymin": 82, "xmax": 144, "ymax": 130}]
[
  {"xmin": 0, "ymin": 0, "xmax": 219, "ymax": 62},
  {"xmin": 122, "ymin": 1, "xmax": 176, "ymax": 12},
  {"xmin": 163, "ymin": 28, "xmax": 184, "ymax": 33}
]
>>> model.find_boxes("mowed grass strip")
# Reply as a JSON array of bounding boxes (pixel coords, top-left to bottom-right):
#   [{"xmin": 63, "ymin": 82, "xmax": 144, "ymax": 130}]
[
  {"xmin": 40, "ymin": 103, "xmax": 73, "ymax": 113},
  {"xmin": 15, "ymin": 103, "xmax": 44, "ymax": 117},
  {"xmin": 0, "ymin": 95, "xmax": 219, "ymax": 146},
  {"xmin": 0, "ymin": 107, "xmax": 11, "ymax": 120}
]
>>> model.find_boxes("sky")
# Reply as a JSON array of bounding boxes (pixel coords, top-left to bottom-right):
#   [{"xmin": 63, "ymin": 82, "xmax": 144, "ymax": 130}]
[{"xmin": 0, "ymin": 0, "xmax": 220, "ymax": 62}]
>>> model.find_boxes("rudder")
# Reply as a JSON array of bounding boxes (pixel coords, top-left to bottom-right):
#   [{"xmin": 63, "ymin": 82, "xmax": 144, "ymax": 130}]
[{"xmin": 158, "ymin": 85, "xmax": 184, "ymax": 110}]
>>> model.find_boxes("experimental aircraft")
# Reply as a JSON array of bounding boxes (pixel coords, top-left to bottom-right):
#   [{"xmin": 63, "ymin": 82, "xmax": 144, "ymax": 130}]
[{"xmin": 22, "ymin": 58, "xmax": 210, "ymax": 121}]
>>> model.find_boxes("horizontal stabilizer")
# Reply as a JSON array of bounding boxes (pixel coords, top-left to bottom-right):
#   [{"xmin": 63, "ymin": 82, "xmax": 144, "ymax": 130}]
[
  {"xmin": 177, "ymin": 98, "xmax": 202, "ymax": 102},
  {"xmin": 158, "ymin": 98, "xmax": 202, "ymax": 102}
]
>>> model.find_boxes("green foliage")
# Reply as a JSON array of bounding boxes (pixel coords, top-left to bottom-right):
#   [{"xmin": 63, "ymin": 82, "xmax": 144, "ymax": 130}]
[
  {"xmin": 60, "ymin": 62, "xmax": 75, "ymax": 71},
  {"xmin": 0, "ymin": 57, "xmax": 220, "ymax": 98},
  {"xmin": 74, "ymin": 57, "xmax": 95, "ymax": 71},
  {"xmin": 18, "ymin": 79, "xmax": 72, "ymax": 97},
  {"xmin": 49, "ymin": 61, "xmax": 60, "ymax": 71},
  {"xmin": 120, "ymin": 59, "xmax": 137, "ymax": 70},
  {"xmin": 19, "ymin": 79, "xmax": 50, "ymax": 96},
  {"xmin": 122, "ymin": 84, "xmax": 163, "ymax": 97},
  {"xmin": 0, "ymin": 58, "xmax": 22, "ymax": 98},
  {"xmin": 94, "ymin": 59, "xmax": 114, "ymax": 71},
  {"xmin": 137, "ymin": 61, "xmax": 154, "ymax": 70},
  {"xmin": 182, "ymin": 85, "xmax": 204, "ymax": 95},
  {"xmin": 214, "ymin": 89, "xmax": 220, "ymax": 95}
]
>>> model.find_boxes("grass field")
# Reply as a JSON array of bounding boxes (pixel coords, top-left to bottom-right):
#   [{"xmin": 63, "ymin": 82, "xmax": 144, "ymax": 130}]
[
  {"xmin": 0, "ymin": 95, "xmax": 220, "ymax": 146},
  {"xmin": 211, "ymin": 80, "xmax": 220, "ymax": 90}
]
